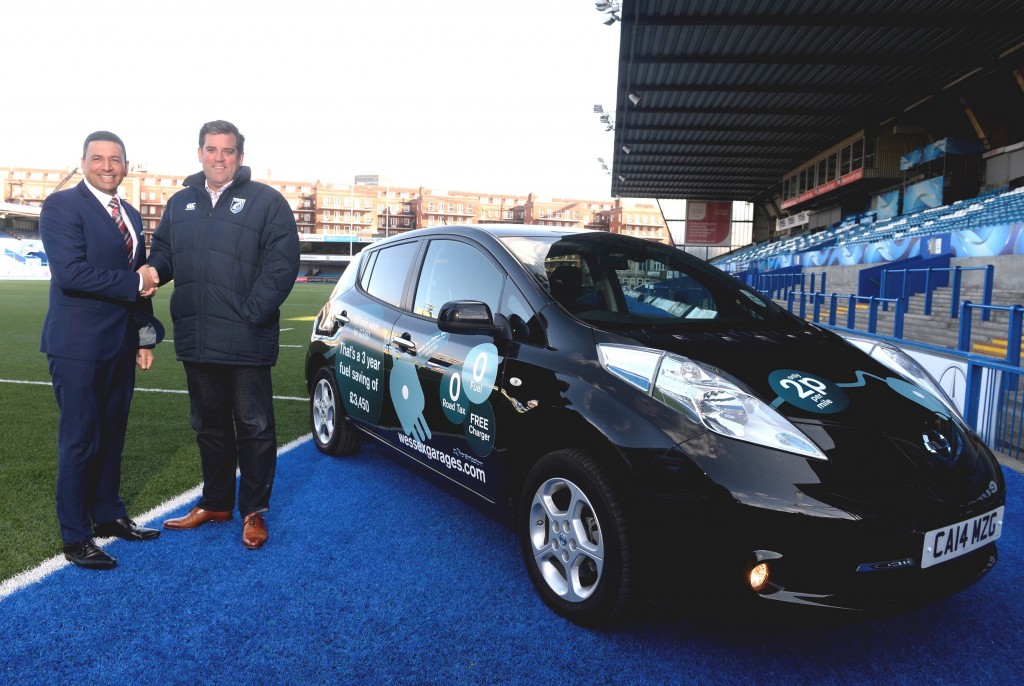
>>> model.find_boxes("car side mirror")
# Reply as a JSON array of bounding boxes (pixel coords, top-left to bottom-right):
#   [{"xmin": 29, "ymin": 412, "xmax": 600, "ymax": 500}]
[{"xmin": 437, "ymin": 300, "xmax": 503, "ymax": 337}]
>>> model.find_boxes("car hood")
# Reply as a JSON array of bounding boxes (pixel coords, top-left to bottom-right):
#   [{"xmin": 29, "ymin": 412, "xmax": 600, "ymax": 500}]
[
  {"xmin": 630, "ymin": 324, "xmax": 928, "ymax": 428},
  {"xmin": 626, "ymin": 324, "xmax": 1003, "ymax": 513}
]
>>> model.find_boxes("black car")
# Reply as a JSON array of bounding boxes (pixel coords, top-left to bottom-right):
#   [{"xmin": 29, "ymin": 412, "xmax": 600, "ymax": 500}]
[{"xmin": 305, "ymin": 225, "xmax": 1005, "ymax": 626}]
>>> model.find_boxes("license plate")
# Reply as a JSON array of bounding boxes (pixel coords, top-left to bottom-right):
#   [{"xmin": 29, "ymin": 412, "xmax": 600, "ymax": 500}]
[{"xmin": 921, "ymin": 506, "xmax": 1004, "ymax": 569}]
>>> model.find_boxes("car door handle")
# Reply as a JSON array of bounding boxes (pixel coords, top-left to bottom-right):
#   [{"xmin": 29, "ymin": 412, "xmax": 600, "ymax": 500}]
[
  {"xmin": 392, "ymin": 334, "xmax": 417, "ymax": 355},
  {"xmin": 333, "ymin": 309, "xmax": 350, "ymax": 326}
]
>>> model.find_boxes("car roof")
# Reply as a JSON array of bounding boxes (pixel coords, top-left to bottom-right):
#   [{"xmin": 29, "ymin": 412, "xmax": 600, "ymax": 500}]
[{"xmin": 380, "ymin": 224, "xmax": 598, "ymax": 243}]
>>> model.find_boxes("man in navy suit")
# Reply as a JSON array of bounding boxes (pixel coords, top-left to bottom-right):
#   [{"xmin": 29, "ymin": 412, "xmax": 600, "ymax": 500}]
[{"xmin": 40, "ymin": 130, "xmax": 163, "ymax": 570}]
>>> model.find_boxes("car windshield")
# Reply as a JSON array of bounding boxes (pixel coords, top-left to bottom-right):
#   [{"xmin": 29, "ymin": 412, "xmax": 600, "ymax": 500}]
[{"xmin": 499, "ymin": 231, "xmax": 804, "ymax": 332}]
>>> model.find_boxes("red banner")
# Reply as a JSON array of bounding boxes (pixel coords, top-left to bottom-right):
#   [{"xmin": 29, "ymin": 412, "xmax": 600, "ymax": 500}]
[
  {"xmin": 781, "ymin": 168, "xmax": 864, "ymax": 210},
  {"xmin": 684, "ymin": 200, "xmax": 733, "ymax": 246}
]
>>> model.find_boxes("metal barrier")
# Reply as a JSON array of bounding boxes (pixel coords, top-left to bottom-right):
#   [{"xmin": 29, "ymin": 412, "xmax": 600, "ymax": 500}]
[
  {"xmin": 957, "ymin": 301, "xmax": 1024, "ymax": 365},
  {"xmin": 757, "ymin": 271, "xmax": 826, "ymax": 302},
  {"xmin": 881, "ymin": 265, "xmax": 994, "ymax": 320},
  {"xmin": 963, "ymin": 351, "xmax": 1022, "ymax": 461},
  {"xmin": 788, "ymin": 290, "xmax": 904, "ymax": 338}
]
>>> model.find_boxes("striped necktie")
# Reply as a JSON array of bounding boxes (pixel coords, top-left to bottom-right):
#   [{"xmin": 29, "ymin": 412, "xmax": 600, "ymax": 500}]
[{"xmin": 108, "ymin": 197, "xmax": 134, "ymax": 266}]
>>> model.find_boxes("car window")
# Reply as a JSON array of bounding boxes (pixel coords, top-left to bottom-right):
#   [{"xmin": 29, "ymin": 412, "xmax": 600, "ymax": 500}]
[
  {"xmin": 363, "ymin": 241, "xmax": 418, "ymax": 307},
  {"xmin": 358, "ymin": 250, "xmax": 377, "ymax": 292},
  {"xmin": 620, "ymin": 259, "xmax": 717, "ymax": 319},
  {"xmin": 545, "ymin": 254, "xmax": 611, "ymax": 314},
  {"xmin": 501, "ymin": 231, "xmax": 797, "ymax": 331},
  {"xmin": 413, "ymin": 239, "xmax": 503, "ymax": 319}
]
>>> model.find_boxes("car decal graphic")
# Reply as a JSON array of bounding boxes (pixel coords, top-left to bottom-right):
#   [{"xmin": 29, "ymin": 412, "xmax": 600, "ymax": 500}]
[
  {"xmin": 339, "ymin": 304, "xmax": 387, "ymax": 425},
  {"xmin": 439, "ymin": 343, "xmax": 500, "ymax": 457},
  {"xmin": 396, "ymin": 432, "xmax": 487, "ymax": 484},
  {"xmin": 767, "ymin": 369, "xmax": 849, "ymax": 414},
  {"xmin": 465, "ymin": 400, "xmax": 495, "ymax": 457},
  {"xmin": 390, "ymin": 357, "xmax": 431, "ymax": 442},
  {"xmin": 836, "ymin": 369, "xmax": 951, "ymax": 418}
]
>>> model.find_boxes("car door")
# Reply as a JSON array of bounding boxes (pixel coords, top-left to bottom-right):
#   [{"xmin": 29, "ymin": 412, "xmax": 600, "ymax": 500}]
[
  {"xmin": 333, "ymin": 239, "xmax": 420, "ymax": 438},
  {"xmin": 382, "ymin": 237, "xmax": 511, "ymax": 503}
]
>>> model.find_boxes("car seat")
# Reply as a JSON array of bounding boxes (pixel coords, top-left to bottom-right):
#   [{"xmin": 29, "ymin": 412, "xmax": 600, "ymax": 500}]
[{"xmin": 549, "ymin": 265, "xmax": 584, "ymax": 311}]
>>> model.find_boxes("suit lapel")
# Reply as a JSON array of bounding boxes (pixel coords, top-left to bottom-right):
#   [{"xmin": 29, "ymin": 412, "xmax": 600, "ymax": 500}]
[
  {"xmin": 75, "ymin": 181, "xmax": 139, "ymax": 268},
  {"xmin": 76, "ymin": 181, "xmax": 116, "ymax": 228}
]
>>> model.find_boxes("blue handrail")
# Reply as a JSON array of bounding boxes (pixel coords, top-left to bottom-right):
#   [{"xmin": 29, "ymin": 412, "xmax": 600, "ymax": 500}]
[
  {"xmin": 879, "ymin": 265, "xmax": 994, "ymax": 320},
  {"xmin": 788, "ymin": 290, "xmax": 904, "ymax": 338},
  {"xmin": 957, "ymin": 302, "xmax": 1024, "ymax": 365}
]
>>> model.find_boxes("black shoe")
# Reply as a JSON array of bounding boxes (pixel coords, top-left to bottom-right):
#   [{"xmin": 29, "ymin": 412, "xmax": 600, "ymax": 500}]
[
  {"xmin": 94, "ymin": 518, "xmax": 160, "ymax": 541},
  {"xmin": 63, "ymin": 539, "xmax": 117, "ymax": 570}
]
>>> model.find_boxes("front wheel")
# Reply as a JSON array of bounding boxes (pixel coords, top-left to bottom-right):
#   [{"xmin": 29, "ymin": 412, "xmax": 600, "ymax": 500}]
[
  {"xmin": 518, "ymin": 448, "xmax": 632, "ymax": 626},
  {"xmin": 310, "ymin": 366, "xmax": 360, "ymax": 456}
]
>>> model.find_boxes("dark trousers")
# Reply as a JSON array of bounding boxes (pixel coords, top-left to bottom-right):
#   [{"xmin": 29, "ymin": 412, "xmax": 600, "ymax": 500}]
[
  {"xmin": 183, "ymin": 362, "xmax": 277, "ymax": 518},
  {"xmin": 49, "ymin": 348, "xmax": 135, "ymax": 545}
]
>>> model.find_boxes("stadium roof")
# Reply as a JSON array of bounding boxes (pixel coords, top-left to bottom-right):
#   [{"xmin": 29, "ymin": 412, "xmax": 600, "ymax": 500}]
[
  {"xmin": 0, "ymin": 201, "xmax": 42, "ymax": 218},
  {"xmin": 609, "ymin": 0, "xmax": 1024, "ymax": 204}
]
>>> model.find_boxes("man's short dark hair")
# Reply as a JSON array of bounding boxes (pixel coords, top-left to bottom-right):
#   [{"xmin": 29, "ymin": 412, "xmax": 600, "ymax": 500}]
[
  {"xmin": 199, "ymin": 120, "xmax": 245, "ymax": 154},
  {"xmin": 82, "ymin": 131, "xmax": 127, "ymax": 160}
]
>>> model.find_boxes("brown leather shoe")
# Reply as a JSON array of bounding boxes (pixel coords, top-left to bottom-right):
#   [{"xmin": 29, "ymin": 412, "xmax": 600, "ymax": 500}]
[
  {"xmin": 163, "ymin": 506, "xmax": 232, "ymax": 530},
  {"xmin": 242, "ymin": 512, "xmax": 268, "ymax": 549}
]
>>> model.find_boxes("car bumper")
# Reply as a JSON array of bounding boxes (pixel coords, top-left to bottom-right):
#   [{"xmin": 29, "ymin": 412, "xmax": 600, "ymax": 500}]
[{"xmin": 626, "ymin": 435, "xmax": 1005, "ymax": 612}]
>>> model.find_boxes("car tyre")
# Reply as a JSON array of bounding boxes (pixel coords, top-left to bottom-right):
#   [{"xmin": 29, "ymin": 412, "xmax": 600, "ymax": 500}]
[
  {"xmin": 519, "ymin": 448, "xmax": 631, "ymax": 626},
  {"xmin": 310, "ymin": 366, "xmax": 360, "ymax": 456}
]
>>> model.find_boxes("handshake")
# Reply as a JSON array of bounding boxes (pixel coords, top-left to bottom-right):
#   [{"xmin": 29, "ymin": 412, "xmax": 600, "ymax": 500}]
[{"xmin": 137, "ymin": 265, "xmax": 160, "ymax": 298}]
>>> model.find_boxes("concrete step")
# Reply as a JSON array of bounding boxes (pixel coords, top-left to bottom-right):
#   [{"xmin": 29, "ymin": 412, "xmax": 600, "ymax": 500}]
[{"xmin": 972, "ymin": 337, "xmax": 1024, "ymax": 358}]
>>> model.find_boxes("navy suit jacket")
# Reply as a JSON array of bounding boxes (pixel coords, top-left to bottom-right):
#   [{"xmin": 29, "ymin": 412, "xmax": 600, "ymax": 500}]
[{"xmin": 39, "ymin": 181, "xmax": 152, "ymax": 361}]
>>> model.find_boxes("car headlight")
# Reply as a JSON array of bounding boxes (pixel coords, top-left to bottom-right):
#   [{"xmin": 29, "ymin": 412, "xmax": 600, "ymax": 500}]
[
  {"xmin": 843, "ymin": 337, "xmax": 963, "ymax": 422},
  {"xmin": 597, "ymin": 344, "xmax": 827, "ymax": 461}
]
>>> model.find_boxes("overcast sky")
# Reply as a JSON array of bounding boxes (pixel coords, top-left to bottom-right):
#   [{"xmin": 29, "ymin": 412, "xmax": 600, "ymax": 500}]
[{"xmin": 3, "ymin": 0, "xmax": 625, "ymax": 200}]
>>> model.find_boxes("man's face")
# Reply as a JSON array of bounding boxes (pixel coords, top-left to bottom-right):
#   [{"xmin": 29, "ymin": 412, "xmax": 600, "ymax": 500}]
[
  {"xmin": 81, "ymin": 141, "xmax": 127, "ymax": 195},
  {"xmin": 198, "ymin": 133, "xmax": 244, "ymax": 191}
]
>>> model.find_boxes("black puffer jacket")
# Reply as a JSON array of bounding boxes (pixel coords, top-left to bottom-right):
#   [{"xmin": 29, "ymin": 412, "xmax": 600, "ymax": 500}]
[{"xmin": 148, "ymin": 166, "xmax": 300, "ymax": 366}]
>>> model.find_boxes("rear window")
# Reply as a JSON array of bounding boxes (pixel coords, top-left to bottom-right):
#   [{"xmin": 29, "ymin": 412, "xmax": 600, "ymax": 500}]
[{"xmin": 361, "ymin": 241, "xmax": 418, "ymax": 307}]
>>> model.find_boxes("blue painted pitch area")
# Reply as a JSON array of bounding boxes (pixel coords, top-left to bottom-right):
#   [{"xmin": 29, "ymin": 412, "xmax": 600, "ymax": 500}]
[{"xmin": 2, "ymin": 438, "xmax": 1021, "ymax": 686}]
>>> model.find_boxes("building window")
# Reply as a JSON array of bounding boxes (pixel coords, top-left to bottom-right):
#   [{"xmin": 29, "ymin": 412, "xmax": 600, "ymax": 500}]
[{"xmin": 864, "ymin": 137, "xmax": 877, "ymax": 170}]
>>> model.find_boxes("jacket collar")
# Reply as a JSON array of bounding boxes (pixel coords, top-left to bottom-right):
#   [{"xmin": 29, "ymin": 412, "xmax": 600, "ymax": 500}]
[{"xmin": 184, "ymin": 165, "xmax": 252, "ymax": 190}]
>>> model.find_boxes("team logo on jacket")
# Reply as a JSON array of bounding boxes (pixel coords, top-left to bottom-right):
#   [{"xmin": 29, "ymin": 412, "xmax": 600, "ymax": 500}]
[
  {"xmin": 230, "ymin": 198, "xmax": 246, "ymax": 214},
  {"xmin": 186, "ymin": 202, "xmax": 196, "ymax": 211}
]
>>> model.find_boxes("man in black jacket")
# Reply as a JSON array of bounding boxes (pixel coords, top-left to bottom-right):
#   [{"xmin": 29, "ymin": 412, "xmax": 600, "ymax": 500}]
[{"xmin": 146, "ymin": 120, "xmax": 300, "ymax": 549}]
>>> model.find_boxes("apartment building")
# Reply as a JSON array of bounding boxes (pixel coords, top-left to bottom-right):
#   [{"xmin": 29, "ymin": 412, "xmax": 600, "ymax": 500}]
[{"xmin": 2, "ymin": 165, "xmax": 671, "ymax": 249}]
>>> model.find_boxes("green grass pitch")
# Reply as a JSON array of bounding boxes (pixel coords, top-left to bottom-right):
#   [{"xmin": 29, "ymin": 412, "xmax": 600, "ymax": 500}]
[{"xmin": 0, "ymin": 280, "xmax": 334, "ymax": 581}]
